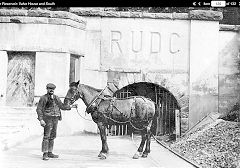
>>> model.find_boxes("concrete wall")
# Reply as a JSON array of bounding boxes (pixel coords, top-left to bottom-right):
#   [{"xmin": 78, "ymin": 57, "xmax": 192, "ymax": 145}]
[
  {"xmin": 79, "ymin": 15, "xmax": 191, "ymax": 133},
  {"xmin": 218, "ymin": 25, "xmax": 240, "ymax": 114},
  {"xmin": 3, "ymin": 8, "xmax": 238, "ymax": 136},
  {"xmin": 0, "ymin": 24, "xmax": 85, "ymax": 55},
  {"xmin": 71, "ymin": 8, "xmax": 223, "ymax": 133},
  {"xmin": 0, "ymin": 9, "xmax": 87, "ymax": 136},
  {"xmin": 35, "ymin": 52, "xmax": 70, "ymax": 97},
  {"xmin": 0, "ymin": 9, "xmax": 86, "ymax": 101},
  {"xmin": 67, "ymin": 22, "xmax": 240, "ymax": 134},
  {"xmin": 188, "ymin": 20, "xmax": 219, "ymax": 128},
  {"xmin": 0, "ymin": 51, "xmax": 8, "ymax": 106}
]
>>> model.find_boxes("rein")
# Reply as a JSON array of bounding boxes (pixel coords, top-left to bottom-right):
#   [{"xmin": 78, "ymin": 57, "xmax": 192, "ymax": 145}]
[
  {"xmin": 75, "ymin": 106, "xmax": 92, "ymax": 121},
  {"xmin": 85, "ymin": 85, "xmax": 108, "ymax": 112}
]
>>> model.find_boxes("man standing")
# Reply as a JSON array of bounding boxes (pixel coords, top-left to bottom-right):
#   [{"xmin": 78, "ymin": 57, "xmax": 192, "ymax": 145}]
[{"xmin": 36, "ymin": 83, "xmax": 76, "ymax": 161}]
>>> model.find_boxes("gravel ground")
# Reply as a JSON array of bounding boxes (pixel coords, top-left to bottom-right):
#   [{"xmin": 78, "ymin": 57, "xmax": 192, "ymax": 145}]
[{"xmin": 170, "ymin": 119, "xmax": 240, "ymax": 168}]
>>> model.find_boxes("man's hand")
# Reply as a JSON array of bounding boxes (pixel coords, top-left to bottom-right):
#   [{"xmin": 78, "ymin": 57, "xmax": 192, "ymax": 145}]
[
  {"xmin": 40, "ymin": 120, "xmax": 46, "ymax": 127},
  {"xmin": 71, "ymin": 104, "xmax": 78, "ymax": 109}
]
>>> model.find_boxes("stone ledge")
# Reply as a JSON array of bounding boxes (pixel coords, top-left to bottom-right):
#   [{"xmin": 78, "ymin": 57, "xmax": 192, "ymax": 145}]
[
  {"xmin": 219, "ymin": 24, "xmax": 240, "ymax": 32},
  {"xmin": 70, "ymin": 8, "xmax": 222, "ymax": 21},
  {"xmin": 0, "ymin": 9, "xmax": 86, "ymax": 29}
]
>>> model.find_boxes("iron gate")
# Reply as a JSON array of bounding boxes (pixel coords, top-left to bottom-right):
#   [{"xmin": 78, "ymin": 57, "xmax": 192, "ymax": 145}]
[{"xmin": 106, "ymin": 82, "xmax": 179, "ymax": 136}]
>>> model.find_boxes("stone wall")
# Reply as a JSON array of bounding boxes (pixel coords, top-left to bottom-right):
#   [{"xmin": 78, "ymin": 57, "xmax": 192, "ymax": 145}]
[
  {"xmin": 1, "ymin": 8, "xmax": 235, "ymax": 136},
  {"xmin": 0, "ymin": 9, "xmax": 86, "ymax": 105},
  {"xmin": 188, "ymin": 20, "xmax": 219, "ymax": 128},
  {"xmin": 218, "ymin": 25, "xmax": 240, "ymax": 114},
  {"xmin": 72, "ymin": 8, "xmax": 222, "ymax": 134},
  {"xmin": 0, "ymin": 9, "xmax": 87, "ymax": 136},
  {"xmin": 0, "ymin": 9, "xmax": 86, "ymax": 55}
]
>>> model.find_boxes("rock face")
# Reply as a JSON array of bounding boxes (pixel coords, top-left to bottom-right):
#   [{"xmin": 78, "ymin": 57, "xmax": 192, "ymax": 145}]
[{"xmin": 170, "ymin": 119, "xmax": 240, "ymax": 168}]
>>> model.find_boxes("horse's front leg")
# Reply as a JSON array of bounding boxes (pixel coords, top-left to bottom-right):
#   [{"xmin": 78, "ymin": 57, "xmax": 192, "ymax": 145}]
[
  {"xmin": 97, "ymin": 122, "xmax": 109, "ymax": 159},
  {"xmin": 133, "ymin": 130, "xmax": 146, "ymax": 159}
]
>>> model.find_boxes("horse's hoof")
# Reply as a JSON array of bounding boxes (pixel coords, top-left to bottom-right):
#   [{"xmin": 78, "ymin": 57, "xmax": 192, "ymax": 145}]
[
  {"xmin": 142, "ymin": 153, "xmax": 148, "ymax": 158},
  {"xmin": 98, "ymin": 153, "xmax": 102, "ymax": 157},
  {"xmin": 98, "ymin": 152, "xmax": 109, "ymax": 157},
  {"xmin": 133, "ymin": 153, "xmax": 139, "ymax": 159},
  {"xmin": 133, "ymin": 152, "xmax": 142, "ymax": 159},
  {"xmin": 99, "ymin": 153, "xmax": 107, "ymax": 160}
]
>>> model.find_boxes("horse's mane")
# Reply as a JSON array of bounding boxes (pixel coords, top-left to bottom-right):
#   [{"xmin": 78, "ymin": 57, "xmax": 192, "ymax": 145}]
[{"xmin": 80, "ymin": 84, "xmax": 102, "ymax": 93}]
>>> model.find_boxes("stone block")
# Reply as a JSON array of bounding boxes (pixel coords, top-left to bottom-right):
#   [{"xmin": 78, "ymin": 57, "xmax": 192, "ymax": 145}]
[
  {"xmin": 189, "ymin": 10, "xmax": 223, "ymax": 21},
  {"xmin": 27, "ymin": 9, "xmax": 51, "ymax": 17},
  {"xmin": 142, "ymin": 12, "xmax": 156, "ymax": 18},
  {"xmin": 120, "ymin": 12, "xmax": 131, "ymax": 18},
  {"xmin": 23, "ymin": 16, "xmax": 48, "ymax": 24},
  {"xmin": 172, "ymin": 13, "xmax": 188, "ymax": 20},
  {"xmin": 130, "ymin": 12, "xmax": 142, "ymax": 18},
  {"xmin": 0, "ymin": 16, "xmax": 10, "ymax": 22},
  {"xmin": 181, "ymin": 118, "xmax": 189, "ymax": 134},
  {"xmin": 180, "ymin": 106, "xmax": 189, "ymax": 118},
  {"xmin": 179, "ymin": 95, "xmax": 189, "ymax": 108},
  {"xmin": 102, "ymin": 11, "xmax": 120, "ymax": 17},
  {"xmin": 51, "ymin": 11, "xmax": 86, "ymax": 24},
  {"xmin": 219, "ymin": 25, "xmax": 238, "ymax": 31},
  {"xmin": 0, "ymin": 9, "xmax": 27, "ymax": 16},
  {"xmin": 155, "ymin": 13, "xmax": 172, "ymax": 19}
]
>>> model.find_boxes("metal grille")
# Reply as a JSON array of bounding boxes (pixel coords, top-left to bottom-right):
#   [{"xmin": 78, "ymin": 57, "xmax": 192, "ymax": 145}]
[{"xmin": 155, "ymin": 86, "xmax": 178, "ymax": 136}]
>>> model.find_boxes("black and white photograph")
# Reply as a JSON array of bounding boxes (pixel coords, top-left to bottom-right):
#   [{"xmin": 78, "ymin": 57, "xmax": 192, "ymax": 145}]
[{"xmin": 0, "ymin": 4, "xmax": 240, "ymax": 168}]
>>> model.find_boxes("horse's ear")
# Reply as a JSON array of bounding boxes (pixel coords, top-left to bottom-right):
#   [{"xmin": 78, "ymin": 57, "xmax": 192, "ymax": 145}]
[{"xmin": 76, "ymin": 80, "xmax": 80, "ymax": 86}]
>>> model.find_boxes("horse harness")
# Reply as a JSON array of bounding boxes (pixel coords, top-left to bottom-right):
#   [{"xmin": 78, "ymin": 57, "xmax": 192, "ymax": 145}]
[{"xmin": 85, "ymin": 93, "xmax": 152, "ymax": 131}]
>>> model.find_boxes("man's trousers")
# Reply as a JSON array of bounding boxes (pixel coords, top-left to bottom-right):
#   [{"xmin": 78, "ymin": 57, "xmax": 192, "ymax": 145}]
[{"xmin": 41, "ymin": 117, "xmax": 59, "ymax": 153}]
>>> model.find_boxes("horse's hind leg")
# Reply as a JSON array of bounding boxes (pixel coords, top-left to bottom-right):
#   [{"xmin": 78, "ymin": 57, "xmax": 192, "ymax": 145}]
[
  {"xmin": 142, "ymin": 121, "xmax": 153, "ymax": 158},
  {"xmin": 132, "ymin": 131, "xmax": 146, "ymax": 159},
  {"xmin": 97, "ymin": 122, "xmax": 109, "ymax": 159}
]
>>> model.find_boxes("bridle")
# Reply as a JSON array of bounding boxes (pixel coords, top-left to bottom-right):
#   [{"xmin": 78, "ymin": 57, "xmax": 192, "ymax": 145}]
[
  {"xmin": 65, "ymin": 85, "xmax": 108, "ymax": 110},
  {"xmin": 65, "ymin": 88, "xmax": 83, "ymax": 105}
]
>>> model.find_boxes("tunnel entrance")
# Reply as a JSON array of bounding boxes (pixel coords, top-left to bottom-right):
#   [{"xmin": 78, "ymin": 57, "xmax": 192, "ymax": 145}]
[{"xmin": 111, "ymin": 82, "xmax": 180, "ymax": 138}]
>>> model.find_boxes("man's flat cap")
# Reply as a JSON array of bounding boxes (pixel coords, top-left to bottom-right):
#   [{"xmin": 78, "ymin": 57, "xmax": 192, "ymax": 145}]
[{"xmin": 46, "ymin": 83, "xmax": 56, "ymax": 89}]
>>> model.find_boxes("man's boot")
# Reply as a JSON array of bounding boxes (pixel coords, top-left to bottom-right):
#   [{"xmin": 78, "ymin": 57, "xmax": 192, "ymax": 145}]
[
  {"xmin": 42, "ymin": 153, "xmax": 49, "ymax": 160},
  {"xmin": 48, "ymin": 139, "xmax": 59, "ymax": 158},
  {"xmin": 48, "ymin": 152, "xmax": 59, "ymax": 158}
]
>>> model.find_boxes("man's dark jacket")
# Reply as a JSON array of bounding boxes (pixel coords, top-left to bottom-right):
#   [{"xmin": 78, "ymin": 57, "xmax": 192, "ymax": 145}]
[{"xmin": 36, "ymin": 94, "xmax": 71, "ymax": 121}]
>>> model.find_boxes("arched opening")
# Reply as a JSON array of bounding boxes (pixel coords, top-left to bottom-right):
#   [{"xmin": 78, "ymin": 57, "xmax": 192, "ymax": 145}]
[{"xmin": 113, "ymin": 82, "xmax": 180, "ymax": 139}]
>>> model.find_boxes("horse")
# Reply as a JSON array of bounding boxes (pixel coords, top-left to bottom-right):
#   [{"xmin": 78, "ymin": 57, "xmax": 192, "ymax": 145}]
[{"xmin": 64, "ymin": 81, "xmax": 157, "ymax": 159}]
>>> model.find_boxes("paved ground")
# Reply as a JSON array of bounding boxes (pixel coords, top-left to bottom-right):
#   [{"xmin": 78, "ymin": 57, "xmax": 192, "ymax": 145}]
[{"xmin": 0, "ymin": 134, "xmax": 195, "ymax": 168}]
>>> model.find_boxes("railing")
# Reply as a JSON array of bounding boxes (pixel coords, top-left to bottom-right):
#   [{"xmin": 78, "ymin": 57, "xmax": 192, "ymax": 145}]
[{"xmin": 106, "ymin": 124, "xmax": 129, "ymax": 136}]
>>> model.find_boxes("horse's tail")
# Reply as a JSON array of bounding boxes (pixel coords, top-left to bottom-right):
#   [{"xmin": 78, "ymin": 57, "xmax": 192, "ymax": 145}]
[{"xmin": 150, "ymin": 104, "xmax": 159, "ymax": 135}]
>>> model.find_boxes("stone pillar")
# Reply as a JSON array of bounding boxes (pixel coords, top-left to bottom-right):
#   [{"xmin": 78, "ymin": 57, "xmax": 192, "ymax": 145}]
[
  {"xmin": 0, "ymin": 51, "xmax": 7, "ymax": 106},
  {"xmin": 189, "ymin": 11, "xmax": 221, "ymax": 129}
]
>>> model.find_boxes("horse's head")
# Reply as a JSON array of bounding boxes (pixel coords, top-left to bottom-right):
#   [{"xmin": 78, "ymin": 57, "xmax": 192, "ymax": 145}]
[{"xmin": 64, "ymin": 81, "xmax": 83, "ymax": 105}]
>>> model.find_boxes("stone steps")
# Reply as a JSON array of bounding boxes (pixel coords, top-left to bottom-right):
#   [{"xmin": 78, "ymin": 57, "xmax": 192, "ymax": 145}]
[
  {"xmin": 0, "ymin": 127, "xmax": 22, "ymax": 134},
  {"xmin": 0, "ymin": 106, "xmax": 42, "ymax": 150},
  {"xmin": 0, "ymin": 122, "xmax": 25, "ymax": 127}
]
